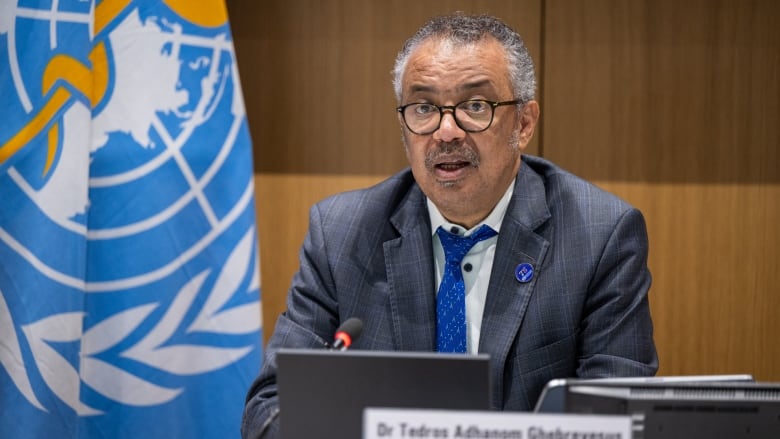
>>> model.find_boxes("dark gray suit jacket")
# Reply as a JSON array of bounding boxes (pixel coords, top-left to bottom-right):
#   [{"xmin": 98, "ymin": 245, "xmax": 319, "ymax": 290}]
[{"xmin": 242, "ymin": 155, "xmax": 658, "ymax": 437}]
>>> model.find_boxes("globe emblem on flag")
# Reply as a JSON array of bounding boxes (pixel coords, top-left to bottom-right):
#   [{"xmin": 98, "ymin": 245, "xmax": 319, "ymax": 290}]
[{"xmin": 0, "ymin": 1, "xmax": 261, "ymax": 424}]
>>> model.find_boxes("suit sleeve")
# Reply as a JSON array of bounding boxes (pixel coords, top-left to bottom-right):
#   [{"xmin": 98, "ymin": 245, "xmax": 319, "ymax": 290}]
[
  {"xmin": 241, "ymin": 201, "xmax": 340, "ymax": 438},
  {"xmin": 576, "ymin": 207, "xmax": 659, "ymax": 377}
]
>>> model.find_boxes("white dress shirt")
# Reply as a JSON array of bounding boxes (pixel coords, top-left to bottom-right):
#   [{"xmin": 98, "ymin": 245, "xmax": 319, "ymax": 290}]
[{"xmin": 427, "ymin": 180, "xmax": 515, "ymax": 354}]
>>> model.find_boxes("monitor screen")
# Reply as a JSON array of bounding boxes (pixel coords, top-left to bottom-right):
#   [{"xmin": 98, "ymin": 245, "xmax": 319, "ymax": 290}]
[
  {"xmin": 535, "ymin": 376, "xmax": 780, "ymax": 439},
  {"xmin": 276, "ymin": 349, "xmax": 492, "ymax": 439}
]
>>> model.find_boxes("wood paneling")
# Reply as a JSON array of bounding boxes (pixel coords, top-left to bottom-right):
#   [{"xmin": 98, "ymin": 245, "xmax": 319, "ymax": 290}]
[
  {"xmin": 229, "ymin": 0, "xmax": 542, "ymax": 175},
  {"xmin": 543, "ymin": 0, "xmax": 780, "ymax": 380},
  {"xmin": 543, "ymin": 0, "xmax": 779, "ymax": 183},
  {"xmin": 600, "ymin": 182, "xmax": 780, "ymax": 380}
]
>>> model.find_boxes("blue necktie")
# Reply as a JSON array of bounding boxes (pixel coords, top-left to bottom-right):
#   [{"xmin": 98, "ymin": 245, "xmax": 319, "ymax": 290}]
[{"xmin": 436, "ymin": 224, "xmax": 497, "ymax": 353}]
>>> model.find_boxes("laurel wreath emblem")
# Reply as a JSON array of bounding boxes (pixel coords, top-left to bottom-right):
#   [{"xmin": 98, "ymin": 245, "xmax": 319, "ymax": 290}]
[{"xmin": 0, "ymin": 228, "xmax": 260, "ymax": 415}]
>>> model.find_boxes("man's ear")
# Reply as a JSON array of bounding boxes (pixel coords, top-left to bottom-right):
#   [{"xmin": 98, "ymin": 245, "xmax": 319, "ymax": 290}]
[{"xmin": 517, "ymin": 100, "xmax": 540, "ymax": 150}]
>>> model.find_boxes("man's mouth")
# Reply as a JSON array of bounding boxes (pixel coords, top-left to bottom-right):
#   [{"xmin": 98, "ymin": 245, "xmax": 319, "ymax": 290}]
[
  {"xmin": 433, "ymin": 160, "xmax": 475, "ymax": 182},
  {"xmin": 425, "ymin": 144, "xmax": 480, "ymax": 179},
  {"xmin": 436, "ymin": 161, "xmax": 470, "ymax": 171}
]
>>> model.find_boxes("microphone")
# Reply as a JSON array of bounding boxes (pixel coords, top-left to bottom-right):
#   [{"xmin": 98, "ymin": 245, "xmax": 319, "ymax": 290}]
[
  {"xmin": 253, "ymin": 318, "xmax": 364, "ymax": 438},
  {"xmin": 330, "ymin": 317, "xmax": 363, "ymax": 351}
]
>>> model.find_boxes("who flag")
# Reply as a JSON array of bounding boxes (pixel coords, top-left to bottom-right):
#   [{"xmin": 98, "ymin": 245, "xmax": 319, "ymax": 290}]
[{"xmin": 0, "ymin": 0, "xmax": 262, "ymax": 437}]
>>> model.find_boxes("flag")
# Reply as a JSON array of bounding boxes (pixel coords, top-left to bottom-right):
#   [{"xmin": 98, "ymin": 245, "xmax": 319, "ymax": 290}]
[{"xmin": 0, "ymin": 0, "xmax": 262, "ymax": 437}]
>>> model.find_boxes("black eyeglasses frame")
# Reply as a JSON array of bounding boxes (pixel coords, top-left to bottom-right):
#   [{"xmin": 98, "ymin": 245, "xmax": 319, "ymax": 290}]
[{"xmin": 396, "ymin": 99, "xmax": 521, "ymax": 135}]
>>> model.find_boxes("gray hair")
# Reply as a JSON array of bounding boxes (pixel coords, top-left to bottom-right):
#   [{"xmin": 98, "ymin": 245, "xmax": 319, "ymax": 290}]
[{"xmin": 392, "ymin": 13, "xmax": 536, "ymax": 104}]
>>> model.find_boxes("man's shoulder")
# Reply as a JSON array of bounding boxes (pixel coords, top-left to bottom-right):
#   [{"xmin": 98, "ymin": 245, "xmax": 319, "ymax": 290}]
[{"xmin": 521, "ymin": 155, "xmax": 634, "ymax": 212}]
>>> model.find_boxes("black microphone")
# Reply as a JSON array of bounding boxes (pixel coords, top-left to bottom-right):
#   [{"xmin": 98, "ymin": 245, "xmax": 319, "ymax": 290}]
[
  {"xmin": 330, "ymin": 317, "xmax": 363, "ymax": 351},
  {"xmin": 253, "ymin": 318, "xmax": 364, "ymax": 439}
]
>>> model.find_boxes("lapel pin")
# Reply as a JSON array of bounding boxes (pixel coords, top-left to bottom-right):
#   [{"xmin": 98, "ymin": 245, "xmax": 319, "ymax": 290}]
[{"xmin": 515, "ymin": 263, "xmax": 534, "ymax": 283}]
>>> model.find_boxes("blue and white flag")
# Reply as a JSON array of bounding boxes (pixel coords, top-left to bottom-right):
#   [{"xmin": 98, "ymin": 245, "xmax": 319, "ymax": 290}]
[{"xmin": 0, "ymin": 0, "xmax": 262, "ymax": 437}]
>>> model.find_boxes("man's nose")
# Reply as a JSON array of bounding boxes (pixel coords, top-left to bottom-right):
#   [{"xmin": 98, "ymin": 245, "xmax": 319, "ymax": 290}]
[{"xmin": 433, "ymin": 111, "xmax": 466, "ymax": 142}]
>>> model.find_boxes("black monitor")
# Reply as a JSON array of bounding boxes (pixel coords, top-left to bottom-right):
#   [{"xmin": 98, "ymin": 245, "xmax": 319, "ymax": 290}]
[
  {"xmin": 276, "ymin": 349, "xmax": 492, "ymax": 439},
  {"xmin": 535, "ymin": 375, "xmax": 780, "ymax": 439}
]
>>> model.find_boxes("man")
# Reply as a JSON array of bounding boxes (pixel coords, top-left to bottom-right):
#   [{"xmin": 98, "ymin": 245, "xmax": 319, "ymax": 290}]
[{"xmin": 242, "ymin": 13, "xmax": 657, "ymax": 437}]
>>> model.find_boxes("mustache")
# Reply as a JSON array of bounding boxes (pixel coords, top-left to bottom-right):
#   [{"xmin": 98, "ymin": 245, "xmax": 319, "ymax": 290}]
[{"xmin": 424, "ymin": 142, "xmax": 480, "ymax": 168}]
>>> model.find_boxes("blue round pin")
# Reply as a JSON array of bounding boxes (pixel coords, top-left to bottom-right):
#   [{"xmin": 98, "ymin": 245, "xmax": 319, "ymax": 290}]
[{"xmin": 515, "ymin": 263, "xmax": 534, "ymax": 283}]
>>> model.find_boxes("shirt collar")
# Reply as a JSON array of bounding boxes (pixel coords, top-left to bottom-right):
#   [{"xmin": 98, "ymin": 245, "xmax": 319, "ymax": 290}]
[{"xmin": 427, "ymin": 178, "xmax": 515, "ymax": 237}]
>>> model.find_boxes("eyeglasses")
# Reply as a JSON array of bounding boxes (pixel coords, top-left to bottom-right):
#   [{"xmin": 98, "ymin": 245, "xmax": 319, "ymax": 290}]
[{"xmin": 396, "ymin": 99, "xmax": 520, "ymax": 135}]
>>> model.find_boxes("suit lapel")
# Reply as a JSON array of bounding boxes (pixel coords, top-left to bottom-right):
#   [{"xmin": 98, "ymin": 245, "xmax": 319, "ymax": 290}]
[
  {"xmin": 479, "ymin": 163, "xmax": 551, "ymax": 408},
  {"xmin": 384, "ymin": 184, "xmax": 437, "ymax": 351}
]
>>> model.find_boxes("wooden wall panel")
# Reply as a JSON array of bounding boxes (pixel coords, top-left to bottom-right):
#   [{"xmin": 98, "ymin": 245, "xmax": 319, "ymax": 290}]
[
  {"xmin": 599, "ymin": 182, "xmax": 780, "ymax": 380},
  {"xmin": 544, "ymin": 0, "xmax": 780, "ymax": 380},
  {"xmin": 543, "ymin": 0, "xmax": 778, "ymax": 183}
]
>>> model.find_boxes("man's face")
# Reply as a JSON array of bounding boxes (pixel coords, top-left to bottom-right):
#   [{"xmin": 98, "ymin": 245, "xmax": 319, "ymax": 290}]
[{"xmin": 399, "ymin": 37, "xmax": 538, "ymax": 229}]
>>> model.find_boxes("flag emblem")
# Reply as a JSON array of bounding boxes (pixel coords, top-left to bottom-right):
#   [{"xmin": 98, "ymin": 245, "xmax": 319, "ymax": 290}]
[{"xmin": 1, "ymin": 1, "xmax": 261, "ymax": 437}]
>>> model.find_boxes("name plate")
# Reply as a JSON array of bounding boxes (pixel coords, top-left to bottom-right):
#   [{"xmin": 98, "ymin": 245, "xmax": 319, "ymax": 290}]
[{"xmin": 363, "ymin": 408, "xmax": 632, "ymax": 439}]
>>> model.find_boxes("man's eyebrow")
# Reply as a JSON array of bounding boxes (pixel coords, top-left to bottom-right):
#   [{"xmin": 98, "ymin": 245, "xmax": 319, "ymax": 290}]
[
  {"xmin": 459, "ymin": 79, "xmax": 492, "ymax": 91},
  {"xmin": 408, "ymin": 84, "xmax": 437, "ymax": 94},
  {"xmin": 407, "ymin": 80, "xmax": 494, "ymax": 95}
]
